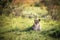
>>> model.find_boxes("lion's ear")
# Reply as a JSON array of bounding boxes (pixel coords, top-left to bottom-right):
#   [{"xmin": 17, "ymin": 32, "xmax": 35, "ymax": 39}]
[{"xmin": 38, "ymin": 19, "xmax": 40, "ymax": 21}]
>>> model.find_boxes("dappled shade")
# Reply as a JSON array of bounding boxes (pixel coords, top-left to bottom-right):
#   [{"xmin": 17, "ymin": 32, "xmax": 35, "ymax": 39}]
[{"xmin": 0, "ymin": 0, "xmax": 60, "ymax": 40}]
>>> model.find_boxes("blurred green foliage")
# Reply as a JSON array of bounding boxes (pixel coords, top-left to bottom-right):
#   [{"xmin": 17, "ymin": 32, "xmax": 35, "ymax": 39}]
[
  {"xmin": 0, "ymin": 0, "xmax": 60, "ymax": 40},
  {"xmin": 0, "ymin": 15, "xmax": 60, "ymax": 40}
]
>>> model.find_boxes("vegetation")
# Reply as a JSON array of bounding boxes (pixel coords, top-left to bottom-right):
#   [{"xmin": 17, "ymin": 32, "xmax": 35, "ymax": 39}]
[{"xmin": 0, "ymin": 0, "xmax": 60, "ymax": 40}]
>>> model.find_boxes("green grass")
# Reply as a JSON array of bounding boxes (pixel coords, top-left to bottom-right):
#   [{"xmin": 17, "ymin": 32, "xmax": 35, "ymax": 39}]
[{"xmin": 0, "ymin": 15, "xmax": 60, "ymax": 40}]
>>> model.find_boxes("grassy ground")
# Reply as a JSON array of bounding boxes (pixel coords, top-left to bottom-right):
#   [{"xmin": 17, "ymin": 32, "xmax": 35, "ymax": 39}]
[{"xmin": 0, "ymin": 15, "xmax": 60, "ymax": 40}]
